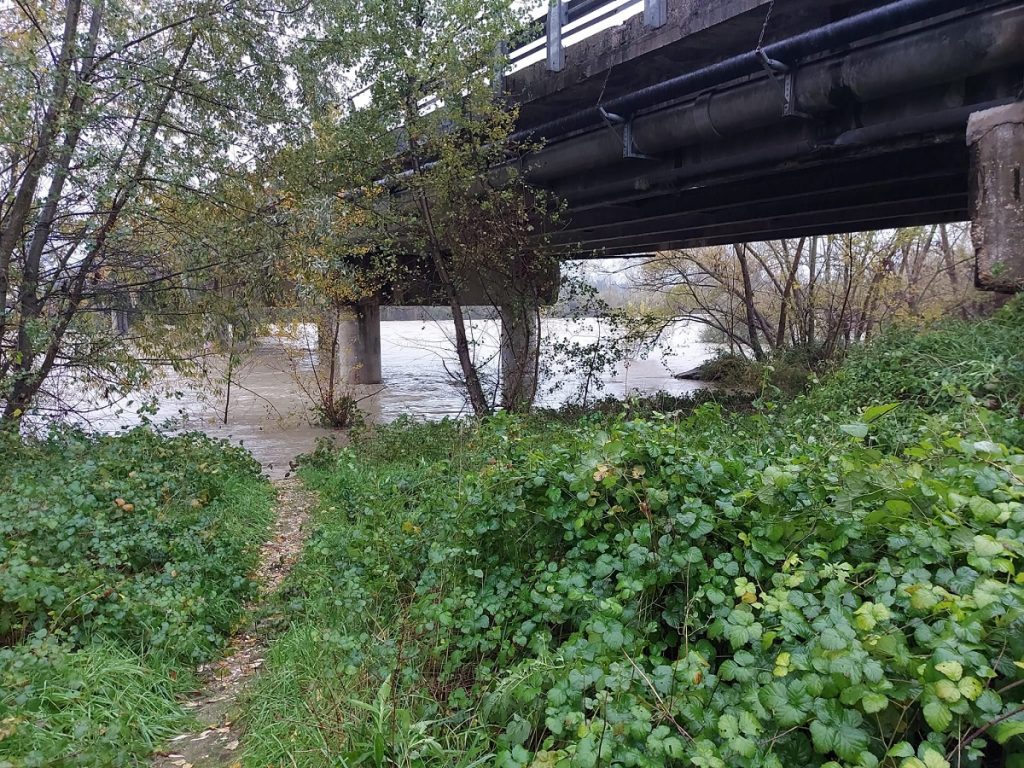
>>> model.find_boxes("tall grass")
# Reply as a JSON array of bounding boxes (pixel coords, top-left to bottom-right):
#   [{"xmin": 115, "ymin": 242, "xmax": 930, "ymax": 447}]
[{"xmin": 0, "ymin": 428, "xmax": 274, "ymax": 766}]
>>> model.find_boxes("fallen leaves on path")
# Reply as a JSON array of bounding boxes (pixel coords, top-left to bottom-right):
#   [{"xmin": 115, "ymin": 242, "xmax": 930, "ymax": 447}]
[{"xmin": 151, "ymin": 478, "xmax": 317, "ymax": 768}]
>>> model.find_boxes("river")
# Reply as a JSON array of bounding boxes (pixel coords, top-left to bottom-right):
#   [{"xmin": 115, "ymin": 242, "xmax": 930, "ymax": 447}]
[{"xmin": 68, "ymin": 318, "xmax": 717, "ymax": 476}]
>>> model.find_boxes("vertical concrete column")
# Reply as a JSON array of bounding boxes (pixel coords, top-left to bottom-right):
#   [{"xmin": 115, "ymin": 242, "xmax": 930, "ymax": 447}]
[
  {"xmin": 497, "ymin": 252, "xmax": 548, "ymax": 411},
  {"xmin": 326, "ymin": 297, "xmax": 383, "ymax": 387},
  {"xmin": 340, "ymin": 296, "xmax": 382, "ymax": 385},
  {"xmin": 499, "ymin": 301, "xmax": 541, "ymax": 412},
  {"xmin": 968, "ymin": 102, "xmax": 1024, "ymax": 292}
]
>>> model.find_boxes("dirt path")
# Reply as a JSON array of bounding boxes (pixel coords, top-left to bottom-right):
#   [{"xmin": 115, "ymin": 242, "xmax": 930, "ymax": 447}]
[{"xmin": 152, "ymin": 478, "xmax": 316, "ymax": 768}]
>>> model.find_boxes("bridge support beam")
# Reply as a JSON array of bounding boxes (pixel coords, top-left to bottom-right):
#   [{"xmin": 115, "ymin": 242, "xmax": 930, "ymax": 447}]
[
  {"xmin": 320, "ymin": 298, "xmax": 383, "ymax": 386},
  {"xmin": 499, "ymin": 301, "xmax": 540, "ymax": 412},
  {"xmin": 497, "ymin": 254, "xmax": 545, "ymax": 411},
  {"xmin": 967, "ymin": 102, "xmax": 1024, "ymax": 293}
]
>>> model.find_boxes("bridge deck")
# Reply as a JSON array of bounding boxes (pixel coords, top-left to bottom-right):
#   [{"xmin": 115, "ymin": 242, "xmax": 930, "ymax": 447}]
[
  {"xmin": 500, "ymin": 0, "xmax": 1024, "ymax": 257},
  {"xmin": 509, "ymin": 0, "xmax": 890, "ymax": 129}
]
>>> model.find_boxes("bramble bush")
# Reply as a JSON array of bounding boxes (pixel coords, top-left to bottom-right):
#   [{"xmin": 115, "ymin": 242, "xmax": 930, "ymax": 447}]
[
  {"xmin": 243, "ymin": 300, "xmax": 1024, "ymax": 768},
  {"xmin": 0, "ymin": 428, "xmax": 273, "ymax": 767}
]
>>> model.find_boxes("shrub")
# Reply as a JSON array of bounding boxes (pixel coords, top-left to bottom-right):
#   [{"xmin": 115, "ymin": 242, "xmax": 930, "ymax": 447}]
[
  {"xmin": 0, "ymin": 428, "xmax": 273, "ymax": 766},
  {"xmin": 242, "ymin": 305, "xmax": 1024, "ymax": 768}
]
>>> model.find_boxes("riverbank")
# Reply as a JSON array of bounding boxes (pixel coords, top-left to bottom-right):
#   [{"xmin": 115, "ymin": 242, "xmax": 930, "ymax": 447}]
[
  {"xmin": 2, "ymin": 301, "xmax": 1022, "ymax": 767},
  {"xmin": 240, "ymin": 299, "xmax": 1024, "ymax": 767}
]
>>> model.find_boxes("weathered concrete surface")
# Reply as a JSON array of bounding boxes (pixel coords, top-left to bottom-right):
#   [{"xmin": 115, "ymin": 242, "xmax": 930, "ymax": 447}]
[
  {"xmin": 385, "ymin": 255, "xmax": 560, "ymax": 307},
  {"xmin": 497, "ymin": 257, "xmax": 545, "ymax": 410},
  {"xmin": 969, "ymin": 101, "xmax": 1024, "ymax": 292},
  {"xmin": 509, "ymin": 0, "xmax": 888, "ymax": 127},
  {"xmin": 337, "ymin": 297, "xmax": 383, "ymax": 385},
  {"xmin": 499, "ymin": 302, "xmax": 541, "ymax": 411}
]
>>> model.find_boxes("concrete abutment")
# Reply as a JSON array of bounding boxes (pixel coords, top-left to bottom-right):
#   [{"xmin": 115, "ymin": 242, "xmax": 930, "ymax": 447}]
[
  {"xmin": 348, "ymin": 297, "xmax": 383, "ymax": 385},
  {"xmin": 499, "ymin": 301, "xmax": 541, "ymax": 412},
  {"xmin": 968, "ymin": 102, "xmax": 1024, "ymax": 293}
]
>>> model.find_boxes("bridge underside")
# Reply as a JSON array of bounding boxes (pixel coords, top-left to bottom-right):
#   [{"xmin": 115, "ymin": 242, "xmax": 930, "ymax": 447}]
[
  {"xmin": 510, "ymin": 0, "xmax": 1024, "ymax": 277},
  {"xmin": 546, "ymin": 137, "xmax": 973, "ymax": 257},
  {"xmin": 341, "ymin": 0, "xmax": 1024, "ymax": 389}
]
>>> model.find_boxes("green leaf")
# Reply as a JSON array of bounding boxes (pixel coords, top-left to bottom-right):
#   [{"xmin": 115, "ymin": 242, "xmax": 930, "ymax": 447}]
[
  {"xmin": 921, "ymin": 746, "xmax": 950, "ymax": 768},
  {"xmin": 840, "ymin": 423, "xmax": 869, "ymax": 439},
  {"xmin": 887, "ymin": 743, "xmax": 915, "ymax": 758},
  {"xmin": 861, "ymin": 692, "xmax": 888, "ymax": 713},
  {"xmin": 833, "ymin": 714, "xmax": 870, "ymax": 761},
  {"xmin": 812, "ymin": 710, "xmax": 868, "ymax": 761},
  {"xmin": 820, "ymin": 627, "xmax": 847, "ymax": 650},
  {"xmin": 968, "ymin": 496, "xmax": 1001, "ymax": 522},
  {"xmin": 935, "ymin": 661, "xmax": 963, "ymax": 681},
  {"xmin": 862, "ymin": 403, "xmax": 899, "ymax": 423},
  {"xmin": 718, "ymin": 714, "xmax": 739, "ymax": 740},
  {"xmin": 973, "ymin": 535, "xmax": 1004, "ymax": 557},
  {"xmin": 934, "ymin": 679, "xmax": 961, "ymax": 702},
  {"xmin": 885, "ymin": 499, "xmax": 913, "ymax": 516},
  {"xmin": 957, "ymin": 676, "xmax": 983, "ymax": 700},
  {"xmin": 730, "ymin": 735, "xmax": 757, "ymax": 758},
  {"xmin": 991, "ymin": 719, "xmax": 1024, "ymax": 745},
  {"xmin": 810, "ymin": 719, "xmax": 834, "ymax": 754},
  {"xmin": 923, "ymin": 700, "xmax": 953, "ymax": 732}
]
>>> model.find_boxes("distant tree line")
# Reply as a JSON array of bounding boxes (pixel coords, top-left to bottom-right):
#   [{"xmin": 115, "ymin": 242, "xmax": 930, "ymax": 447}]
[{"xmin": 631, "ymin": 225, "xmax": 1001, "ymax": 363}]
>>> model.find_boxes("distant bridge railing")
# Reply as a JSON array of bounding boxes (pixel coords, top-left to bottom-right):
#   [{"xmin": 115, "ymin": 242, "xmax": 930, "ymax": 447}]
[
  {"xmin": 348, "ymin": 0, "xmax": 667, "ymax": 112},
  {"xmin": 510, "ymin": 0, "xmax": 666, "ymax": 74}
]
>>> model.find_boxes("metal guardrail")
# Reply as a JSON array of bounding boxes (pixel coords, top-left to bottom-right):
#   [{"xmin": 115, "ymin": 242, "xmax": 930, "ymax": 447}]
[
  {"xmin": 527, "ymin": 0, "xmax": 666, "ymax": 73},
  {"xmin": 348, "ymin": 0, "xmax": 667, "ymax": 111}
]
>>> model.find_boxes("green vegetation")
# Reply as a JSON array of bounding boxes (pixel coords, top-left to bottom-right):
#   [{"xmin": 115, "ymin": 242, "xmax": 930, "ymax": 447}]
[
  {"xmin": 242, "ymin": 301, "xmax": 1024, "ymax": 768},
  {"xmin": 0, "ymin": 429, "xmax": 273, "ymax": 767}
]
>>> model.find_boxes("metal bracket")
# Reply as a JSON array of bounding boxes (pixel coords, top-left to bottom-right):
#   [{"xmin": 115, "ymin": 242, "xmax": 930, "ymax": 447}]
[
  {"xmin": 599, "ymin": 107, "xmax": 655, "ymax": 160},
  {"xmin": 755, "ymin": 48, "xmax": 811, "ymax": 119},
  {"xmin": 782, "ymin": 70, "xmax": 810, "ymax": 119}
]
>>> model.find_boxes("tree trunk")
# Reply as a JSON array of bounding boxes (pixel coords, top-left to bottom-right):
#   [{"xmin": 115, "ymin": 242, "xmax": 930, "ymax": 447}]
[
  {"xmin": 3, "ymin": 28, "xmax": 196, "ymax": 422},
  {"xmin": 939, "ymin": 223, "xmax": 959, "ymax": 286},
  {"xmin": 774, "ymin": 238, "xmax": 804, "ymax": 349},
  {"xmin": 409, "ymin": 165, "xmax": 490, "ymax": 415},
  {"xmin": 734, "ymin": 244, "xmax": 766, "ymax": 361},
  {"xmin": 806, "ymin": 235, "xmax": 818, "ymax": 346},
  {"xmin": 0, "ymin": 0, "xmax": 84, "ymax": 348}
]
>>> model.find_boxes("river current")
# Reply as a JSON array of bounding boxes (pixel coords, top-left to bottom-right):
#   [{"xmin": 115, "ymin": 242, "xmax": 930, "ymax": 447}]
[{"xmin": 61, "ymin": 318, "xmax": 716, "ymax": 476}]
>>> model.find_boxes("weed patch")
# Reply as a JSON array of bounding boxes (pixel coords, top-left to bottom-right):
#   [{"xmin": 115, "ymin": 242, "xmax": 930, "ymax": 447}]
[
  {"xmin": 0, "ymin": 428, "xmax": 273, "ymax": 767},
  {"xmin": 241, "ymin": 301, "xmax": 1024, "ymax": 767}
]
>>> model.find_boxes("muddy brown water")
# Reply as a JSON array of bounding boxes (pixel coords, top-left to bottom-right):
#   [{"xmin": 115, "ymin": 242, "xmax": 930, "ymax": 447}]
[{"xmin": 61, "ymin": 319, "xmax": 714, "ymax": 478}]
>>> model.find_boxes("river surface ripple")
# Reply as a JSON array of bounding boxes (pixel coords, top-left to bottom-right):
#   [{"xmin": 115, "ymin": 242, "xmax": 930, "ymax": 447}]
[{"xmin": 67, "ymin": 318, "xmax": 716, "ymax": 477}]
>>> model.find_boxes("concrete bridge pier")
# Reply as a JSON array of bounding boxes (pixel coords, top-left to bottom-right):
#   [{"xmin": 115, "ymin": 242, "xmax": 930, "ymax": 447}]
[
  {"xmin": 496, "ymin": 253, "xmax": 550, "ymax": 411},
  {"xmin": 969, "ymin": 102, "xmax": 1024, "ymax": 293},
  {"xmin": 319, "ymin": 297, "xmax": 382, "ymax": 386},
  {"xmin": 499, "ymin": 301, "xmax": 541, "ymax": 411}
]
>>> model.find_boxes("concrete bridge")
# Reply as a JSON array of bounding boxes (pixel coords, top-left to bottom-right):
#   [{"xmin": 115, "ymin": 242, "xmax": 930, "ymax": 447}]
[{"xmin": 339, "ymin": 0, "xmax": 1024, "ymax": 392}]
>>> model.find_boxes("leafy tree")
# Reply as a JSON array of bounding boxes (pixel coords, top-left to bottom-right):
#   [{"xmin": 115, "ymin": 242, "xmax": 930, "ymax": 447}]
[
  {"xmin": 0, "ymin": 0, "xmax": 300, "ymax": 425},
  {"xmin": 290, "ymin": 0, "xmax": 559, "ymax": 415}
]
